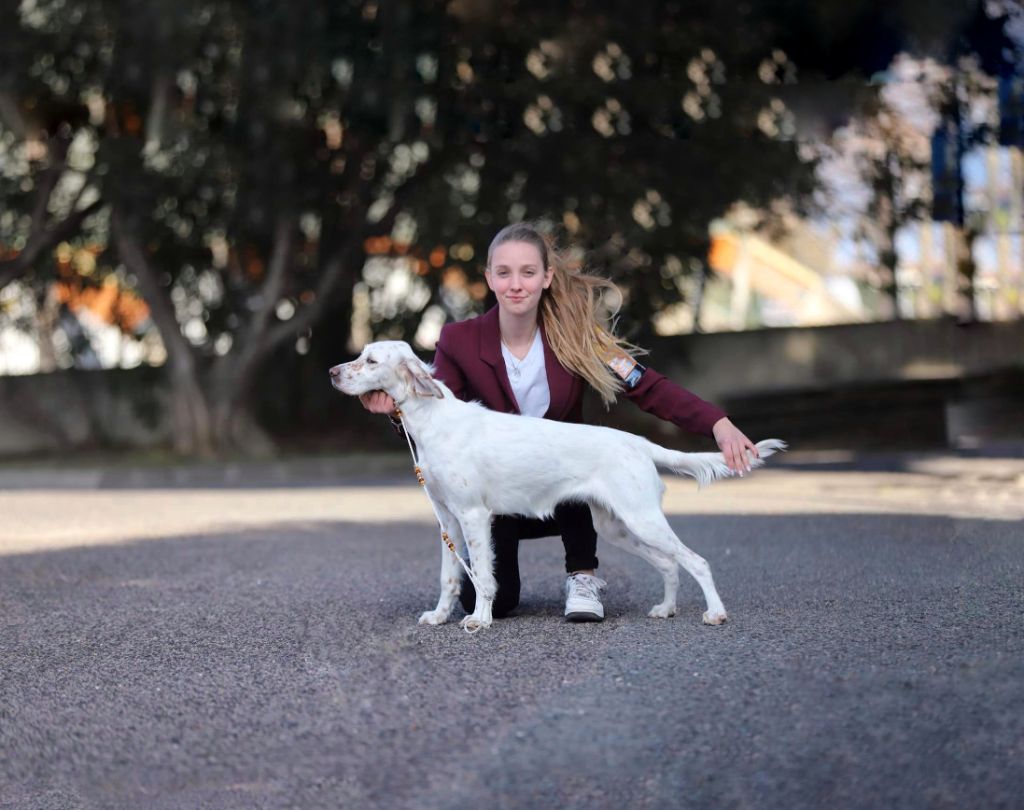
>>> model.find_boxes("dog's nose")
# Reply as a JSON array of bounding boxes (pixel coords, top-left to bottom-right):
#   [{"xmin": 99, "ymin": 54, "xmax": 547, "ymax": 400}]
[{"xmin": 329, "ymin": 366, "xmax": 341, "ymax": 379}]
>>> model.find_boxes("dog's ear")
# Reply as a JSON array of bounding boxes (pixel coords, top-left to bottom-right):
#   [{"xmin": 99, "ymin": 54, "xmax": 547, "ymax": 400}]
[{"xmin": 397, "ymin": 358, "xmax": 444, "ymax": 399}]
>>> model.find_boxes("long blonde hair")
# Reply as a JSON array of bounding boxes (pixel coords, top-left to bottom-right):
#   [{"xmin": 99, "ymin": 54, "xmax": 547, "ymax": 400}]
[{"xmin": 486, "ymin": 222, "xmax": 645, "ymax": 407}]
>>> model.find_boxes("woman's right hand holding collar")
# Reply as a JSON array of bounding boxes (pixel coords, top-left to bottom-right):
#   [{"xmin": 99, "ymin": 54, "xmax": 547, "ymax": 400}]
[{"xmin": 359, "ymin": 390, "xmax": 397, "ymax": 415}]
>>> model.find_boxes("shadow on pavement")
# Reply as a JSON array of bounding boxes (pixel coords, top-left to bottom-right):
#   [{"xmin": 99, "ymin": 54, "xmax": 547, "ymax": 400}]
[{"xmin": 1, "ymin": 512, "xmax": 1022, "ymax": 809}]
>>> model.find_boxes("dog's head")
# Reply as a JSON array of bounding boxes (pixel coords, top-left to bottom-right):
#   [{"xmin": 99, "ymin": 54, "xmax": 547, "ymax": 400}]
[{"xmin": 329, "ymin": 340, "xmax": 444, "ymax": 403}]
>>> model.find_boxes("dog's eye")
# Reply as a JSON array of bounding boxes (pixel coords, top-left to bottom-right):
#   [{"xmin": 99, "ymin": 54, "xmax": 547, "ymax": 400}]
[{"xmin": 365, "ymin": 357, "xmax": 376, "ymax": 364}]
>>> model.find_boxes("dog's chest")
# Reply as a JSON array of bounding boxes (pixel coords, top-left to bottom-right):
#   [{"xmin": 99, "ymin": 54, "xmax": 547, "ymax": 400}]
[{"xmin": 415, "ymin": 445, "xmax": 475, "ymax": 497}]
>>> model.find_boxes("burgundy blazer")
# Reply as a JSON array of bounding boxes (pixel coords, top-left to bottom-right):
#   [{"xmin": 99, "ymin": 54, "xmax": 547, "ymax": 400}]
[{"xmin": 432, "ymin": 306, "xmax": 727, "ymax": 436}]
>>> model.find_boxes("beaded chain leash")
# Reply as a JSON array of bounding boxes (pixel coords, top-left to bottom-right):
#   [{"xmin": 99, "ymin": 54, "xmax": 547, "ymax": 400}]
[{"xmin": 393, "ymin": 407, "xmax": 484, "ymax": 603}]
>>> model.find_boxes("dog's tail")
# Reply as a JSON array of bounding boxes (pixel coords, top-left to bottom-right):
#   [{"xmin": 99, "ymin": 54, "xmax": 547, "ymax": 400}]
[{"xmin": 647, "ymin": 439, "xmax": 787, "ymax": 488}]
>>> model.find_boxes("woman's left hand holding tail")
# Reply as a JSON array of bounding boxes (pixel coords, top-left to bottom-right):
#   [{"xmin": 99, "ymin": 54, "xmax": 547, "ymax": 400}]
[{"xmin": 712, "ymin": 417, "xmax": 759, "ymax": 476}]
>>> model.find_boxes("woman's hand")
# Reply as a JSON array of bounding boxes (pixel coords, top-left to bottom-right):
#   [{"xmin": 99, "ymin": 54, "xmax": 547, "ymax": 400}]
[
  {"xmin": 359, "ymin": 390, "xmax": 397, "ymax": 415},
  {"xmin": 712, "ymin": 417, "xmax": 759, "ymax": 475}
]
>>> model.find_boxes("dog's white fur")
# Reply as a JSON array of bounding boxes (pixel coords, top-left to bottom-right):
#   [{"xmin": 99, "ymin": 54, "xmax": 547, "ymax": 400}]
[{"xmin": 330, "ymin": 340, "xmax": 785, "ymax": 631}]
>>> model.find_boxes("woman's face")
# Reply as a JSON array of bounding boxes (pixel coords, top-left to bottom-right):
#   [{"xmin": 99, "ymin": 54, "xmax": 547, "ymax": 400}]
[{"xmin": 486, "ymin": 240, "xmax": 553, "ymax": 320}]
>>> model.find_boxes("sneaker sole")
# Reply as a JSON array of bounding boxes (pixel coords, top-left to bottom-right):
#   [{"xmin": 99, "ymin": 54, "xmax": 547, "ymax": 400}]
[{"xmin": 565, "ymin": 611, "xmax": 604, "ymax": 623}]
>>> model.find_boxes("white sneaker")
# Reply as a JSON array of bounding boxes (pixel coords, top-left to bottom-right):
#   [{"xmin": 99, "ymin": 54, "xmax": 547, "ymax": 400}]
[{"xmin": 564, "ymin": 573, "xmax": 607, "ymax": 622}]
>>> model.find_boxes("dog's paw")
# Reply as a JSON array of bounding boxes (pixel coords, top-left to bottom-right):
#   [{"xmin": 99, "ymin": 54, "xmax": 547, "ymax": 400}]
[
  {"xmin": 459, "ymin": 615, "xmax": 491, "ymax": 633},
  {"xmin": 647, "ymin": 602, "xmax": 677, "ymax": 618},
  {"xmin": 702, "ymin": 610, "xmax": 728, "ymax": 626},
  {"xmin": 418, "ymin": 609, "xmax": 450, "ymax": 626}
]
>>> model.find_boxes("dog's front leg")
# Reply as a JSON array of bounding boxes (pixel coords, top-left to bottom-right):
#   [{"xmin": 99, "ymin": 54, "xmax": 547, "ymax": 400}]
[
  {"xmin": 418, "ymin": 509, "xmax": 464, "ymax": 626},
  {"xmin": 456, "ymin": 508, "xmax": 496, "ymax": 631}
]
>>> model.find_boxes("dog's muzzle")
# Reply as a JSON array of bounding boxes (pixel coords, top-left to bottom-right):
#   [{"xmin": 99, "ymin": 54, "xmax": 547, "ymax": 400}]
[{"xmin": 329, "ymin": 365, "xmax": 347, "ymax": 392}]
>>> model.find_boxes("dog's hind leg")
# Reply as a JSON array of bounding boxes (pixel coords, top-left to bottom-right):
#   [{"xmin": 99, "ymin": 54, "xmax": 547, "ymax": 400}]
[
  {"xmin": 591, "ymin": 506, "xmax": 680, "ymax": 618},
  {"xmin": 613, "ymin": 506, "xmax": 728, "ymax": 626},
  {"xmin": 418, "ymin": 503, "xmax": 464, "ymax": 626},
  {"xmin": 452, "ymin": 507, "xmax": 496, "ymax": 631}
]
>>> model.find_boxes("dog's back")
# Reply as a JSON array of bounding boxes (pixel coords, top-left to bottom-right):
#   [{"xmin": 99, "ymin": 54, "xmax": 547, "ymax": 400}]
[{"xmin": 420, "ymin": 395, "xmax": 783, "ymax": 514}]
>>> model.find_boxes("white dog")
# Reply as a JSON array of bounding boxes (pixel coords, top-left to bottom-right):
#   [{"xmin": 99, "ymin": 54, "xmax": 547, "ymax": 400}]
[{"xmin": 330, "ymin": 340, "xmax": 785, "ymax": 631}]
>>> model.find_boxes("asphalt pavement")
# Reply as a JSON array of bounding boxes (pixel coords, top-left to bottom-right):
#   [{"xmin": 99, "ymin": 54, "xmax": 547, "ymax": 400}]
[{"xmin": 1, "ymin": 451, "xmax": 1022, "ymax": 809}]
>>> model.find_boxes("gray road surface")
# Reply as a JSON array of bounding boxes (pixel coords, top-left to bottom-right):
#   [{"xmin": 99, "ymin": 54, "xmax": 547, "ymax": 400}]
[{"xmin": 1, "ymin": 453, "xmax": 1023, "ymax": 809}]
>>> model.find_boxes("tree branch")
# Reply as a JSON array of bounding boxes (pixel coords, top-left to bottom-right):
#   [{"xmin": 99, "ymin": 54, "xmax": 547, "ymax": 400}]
[
  {"xmin": 224, "ymin": 214, "xmax": 297, "ymax": 399},
  {"xmin": 262, "ymin": 151, "xmax": 451, "ymax": 353},
  {"xmin": 110, "ymin": 207, "xmax": 195, "ymax": 369},
  {"xmin": 264, "ymin": 237, "xmax": 361, "ymax": 351},
  {"xmin": 111, "ymin": 206, "xmax": 215, "ymax": 455},
  {"xmin": 0, "ymin": 197, "xmax": 104, "ymax": 289},
  {"xmin": 244, "ymin": 214, "xmax": 295, "ymax": 348},
  {"xmin": 0, "ymin": 90, "xmax": 30, "ymax": 139},
  {"xmin": 144, "ymin": 71, "xmax": 174, "ymax": 153},
  {"xmin": 30, "ymin": 163, "xmax": 64, "ymax": 231}
]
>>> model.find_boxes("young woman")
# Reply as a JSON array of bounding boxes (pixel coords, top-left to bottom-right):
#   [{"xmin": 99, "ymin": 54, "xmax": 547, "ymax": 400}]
[{"xmin": 359, "ymin": 222, "xmax": 758, "ymax": 622}]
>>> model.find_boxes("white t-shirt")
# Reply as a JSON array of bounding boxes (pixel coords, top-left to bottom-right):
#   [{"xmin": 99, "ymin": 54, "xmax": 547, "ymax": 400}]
[{"xmin": 501, "ymin": 329, "xmax": 551, "ymax": 417}]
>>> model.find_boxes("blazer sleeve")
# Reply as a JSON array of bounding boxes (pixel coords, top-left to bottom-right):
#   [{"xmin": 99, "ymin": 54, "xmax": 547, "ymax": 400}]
[
  {"xmin": 431, "ymin": 325, "xmax": 468, "ymax": 402},
  {"xmin": 623, "ymin": 366, "xmax": 727, "ymax": 437}
]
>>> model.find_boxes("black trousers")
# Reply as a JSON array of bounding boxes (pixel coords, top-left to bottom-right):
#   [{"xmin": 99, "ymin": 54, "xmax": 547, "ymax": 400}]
[{"xmin": 458, "ymin": 501, "xmax": 598, "ymax": 618}]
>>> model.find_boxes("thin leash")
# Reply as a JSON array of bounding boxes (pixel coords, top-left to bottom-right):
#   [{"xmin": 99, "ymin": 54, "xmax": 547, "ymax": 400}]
[{"xmin": 393, "ymin": 407, "xmax": 485, "ymax": 631}]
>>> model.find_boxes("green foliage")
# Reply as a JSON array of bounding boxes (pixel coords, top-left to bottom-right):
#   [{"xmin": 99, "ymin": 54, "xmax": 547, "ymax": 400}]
[
  {"xmin": 0, "ymin": 0, "xmax": 831, "ymax": 356},
  {"xmin": 1, "ymin": 0, "xmax": 1002, "ymax": 372},
  {"xmin": 404, "ymin": 1, "xmax": 824, "ymax": 331}
]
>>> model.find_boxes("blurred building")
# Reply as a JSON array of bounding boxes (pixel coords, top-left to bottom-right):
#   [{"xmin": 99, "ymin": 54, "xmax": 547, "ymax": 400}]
[
  {"xmin": 696, "ymin": 220, "xmax": 866, "ymax": 332},
  {"xmin": 653, "ymin": 142, "xmax": 1023, "ymax": 335}
]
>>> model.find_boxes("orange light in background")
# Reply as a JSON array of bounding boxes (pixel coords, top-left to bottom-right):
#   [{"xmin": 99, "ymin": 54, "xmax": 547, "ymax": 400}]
[
  {"xmin": 708, "ymin": 233, "xmax": 738, "ymax": 272},
  {"xmin": 413, "ymin": 259, "xmax": 429, "ymax": 276},
  {"xmin": 441, "ymin": 266, "xmax": 467, "ymax": 289},
  {"xmin": 54, "ymin": 281, "xmax": 72, "ymax": 304},
  {"xmin": 469, "ymin": 281, "xmax": 488, "ymax": 300},
  {"xmin": 429, "ymin": 247, "xmax": 447, "ymax": 268},
  {"xmin": 92, "ymin": 278, "xmax": 120, "ymax": 323},
  {"xmin": 24, "ymin": 138, "xmax": 47, "ymax": 161},
  {"xmin": 364, "ymin": 236, "xmax": 393, "ymax": 254},
  {"xmin": 115, "ymin": 288, "xmax": 150, "ymax": 331},
  {"xmin": 52, "ymin": 276, "xmax": 150, "ymax": 332},
  {"xmin": 323, "ymin": 117, "xmax": 344, "ymax": 150},
  {"xmin": 245, "ymin": 252, "xmax": 265, "ymax": 280}
]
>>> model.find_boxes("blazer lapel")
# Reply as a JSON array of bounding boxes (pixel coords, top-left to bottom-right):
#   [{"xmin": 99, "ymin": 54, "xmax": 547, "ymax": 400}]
[{"xmin": 479, "ymin": 306, "xmax": 520, "ymax": 414}]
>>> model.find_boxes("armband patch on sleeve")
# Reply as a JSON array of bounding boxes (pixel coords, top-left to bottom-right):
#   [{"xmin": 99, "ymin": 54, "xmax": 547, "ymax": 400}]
[{"xmin": 600, "ymin": 344, "xmax": 647, "ymax": 390}]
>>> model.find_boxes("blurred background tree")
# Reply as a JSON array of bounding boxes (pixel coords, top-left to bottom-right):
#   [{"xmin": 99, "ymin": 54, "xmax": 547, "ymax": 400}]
[
  {"xmin": 1, "ymin": 0, "xmax": 451, "ymax": 453},
  {"xmin": 0, "ymin": 0, "xmax": 1018, "ymax": 455}
]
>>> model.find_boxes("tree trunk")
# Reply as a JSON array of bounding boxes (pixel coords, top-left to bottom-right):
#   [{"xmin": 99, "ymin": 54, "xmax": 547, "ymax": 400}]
[
  {"xmin": 204, "ymin": 215, "xmax": 297, "ymax": 456},
  {"xmin": 208, "ymin": 355, "xmax": 278, "ymax": 458},
  {"xmin": 953, "ymin": 224, "xmax": 979, "ymax": 323},
  {"xmin": 167, "ymin": 359, "xmax": 216, "ymax": 457},
  {"xmin": 111, "ymin": 208, "xmax": 215, "ymax": 457},
  {"xmin": 35, "ymin": 286, "xmax": 60, "ymax": 373},
  {"xmin": 879, "ymin": 223, "xmax": 901, "ymax": 320},
  {"xmin": 0, "ymin": 198, "xmax": 104, "ymax": 290},
  {"xmin": 873, "ymin": 174, "xmax": 901, "ymax": 320}
]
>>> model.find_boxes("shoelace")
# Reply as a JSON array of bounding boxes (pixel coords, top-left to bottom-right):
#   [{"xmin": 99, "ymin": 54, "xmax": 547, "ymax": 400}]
[{"xmin": 568, "ymin": 574, "xmax": 607, "ymax": 600}]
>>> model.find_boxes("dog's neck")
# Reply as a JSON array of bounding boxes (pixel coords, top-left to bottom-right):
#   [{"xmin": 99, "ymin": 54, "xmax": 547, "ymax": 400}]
[{"xmin": 391, "ymin": 382, "xmax": 455, "ymax": 447}]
